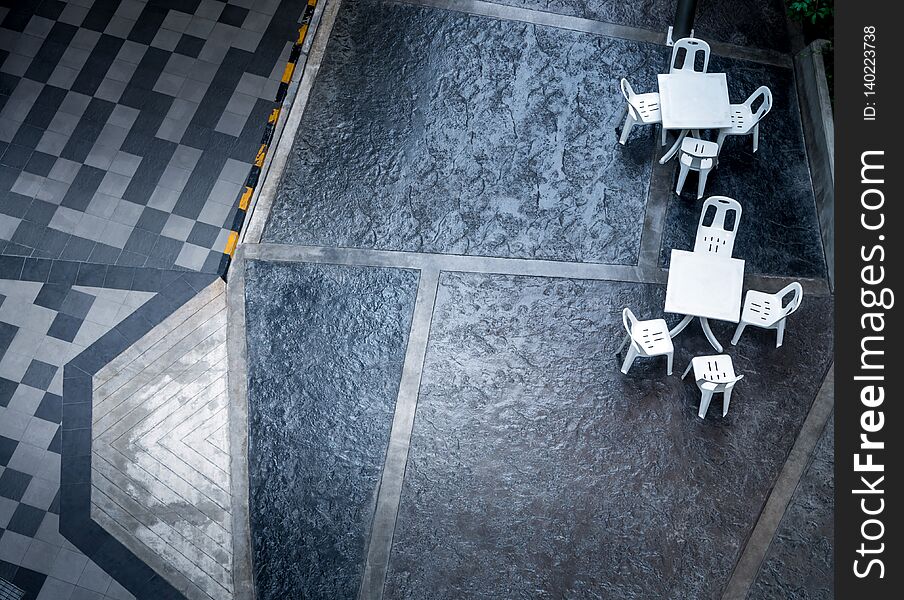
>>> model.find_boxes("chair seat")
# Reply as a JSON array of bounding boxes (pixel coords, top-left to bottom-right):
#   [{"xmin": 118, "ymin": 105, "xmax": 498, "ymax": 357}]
[
  {"xmin": 741, "ymin": 290, "xmax": 782, "ymax": 327},
  {"xmin": 680, "ymin": 137, "xmax": 719, "ymax": 157},
  {"xmin": 631, "ymin": 92, "xmax": 662, "ymax": 124},
  {"xmin": 679, "ymin": 137, "xmax": 717, "ymax": 171},
  {"xmin": 631, "ymin": 318, "xmax": 673, "ymax": 356},
  {"xmin": 725, "ymin": 104, "xmax": 755, "ymax": 134},
  {"xmin": 690, "ymin": 354, "xmax": 736, "ymax": 385}
]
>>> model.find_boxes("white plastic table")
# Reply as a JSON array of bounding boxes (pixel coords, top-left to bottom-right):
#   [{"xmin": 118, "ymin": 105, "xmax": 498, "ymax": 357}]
[
  {"xmin": 657, "ymin": 73, "xmax": 732, "ymax": 164},
  {"xmin": 665, "ymin": 249, "xmax": 744, "ymax": 352}
]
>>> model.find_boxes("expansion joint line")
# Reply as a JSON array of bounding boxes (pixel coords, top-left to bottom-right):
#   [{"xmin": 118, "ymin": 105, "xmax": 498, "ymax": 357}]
[
  {"xmin": 219, "ymin": 0, "xmax": 319, "ymax": 274},
  {"xmin": 358, "ymin": 267, "xmax": 441, "ymax": 600}
]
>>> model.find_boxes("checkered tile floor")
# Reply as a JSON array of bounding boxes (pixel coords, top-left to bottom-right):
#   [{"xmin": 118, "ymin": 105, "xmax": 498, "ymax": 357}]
[
  {"xmin": 0, "ymin": 1, "xmax": 310, "ymax": 598},
  {"xmin": 1, "ymin": 0, "xmax": 302, "ymax": 273},
  {"xmin": 1, "ymin": 278, "xmax": 156, "ymax": 600}
]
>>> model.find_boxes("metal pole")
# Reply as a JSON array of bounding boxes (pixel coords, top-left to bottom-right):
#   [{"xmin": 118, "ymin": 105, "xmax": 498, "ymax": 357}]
[{"xmin": 673, "ymin": 0, "xmax": 699, "ymax": 41}]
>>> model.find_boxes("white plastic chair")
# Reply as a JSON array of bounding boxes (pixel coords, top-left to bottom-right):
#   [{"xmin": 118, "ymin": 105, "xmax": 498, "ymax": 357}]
[
  {"xmin": 731, "ymin": 282, "xmax": 803, "ymax": 348},
  {"xmin": 682, "ymin": 354, "xmax": 743, "ymax": 418},
  {"xmin": 669, "ymin": 37, "xmax": 711, "ymax": 74},
  {"xmin": 619, "ymin": 78, "xmax": 666, "ymax": 146},
  {"xmin": 716, "ymin": 86, "xmax": 772, "ymax": 154},
  {"xmin": 676, "ymin": 137, "xmax": 719, "ymax": 199},
  {"xmin": 617, "ymin": 308, "xmax": 674, "ymax": 375},
  {"xmin": 693, "ymin": 196, "xmax": 742, "ymax": 256}
]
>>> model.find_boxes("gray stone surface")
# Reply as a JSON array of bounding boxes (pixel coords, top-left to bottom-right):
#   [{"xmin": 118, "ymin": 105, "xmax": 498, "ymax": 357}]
[
  {"xmin": 384, "ymin": 272, "xmax": 833, "ymax": 599},
  {"xmin": 478, "ymin": 0, "xmax": 791, "ymax": 52},
  {"xmin": 263, "ymin": 0, "xmax": 664, "ymax": 266},
  {"xmin": 659, "ymin": 56, "xmax": 826, "ymax": 279},
  {"xmin": 748, "ymin": 414, "xmax": 834, "ymax": 600},
  {"xmin": 794, "ymin": 40, "xmax": 834, "ymax": 289},
  {"xmin": 243, "ymin": 260, "xmax": 419, "ymax": 600}
]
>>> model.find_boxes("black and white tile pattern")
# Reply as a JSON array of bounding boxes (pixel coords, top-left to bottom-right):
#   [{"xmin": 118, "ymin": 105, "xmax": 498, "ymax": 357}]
[
  {"xmin": 1, "ymin": 276, "xmax": 161, "ymax": 600},
  {"xmin": 0, "ymin": 1, "xmax": 311, "ymax": 598},
  {"xmin": 1, "ymin": 0, "xmax": 305, "ymax": 273}
]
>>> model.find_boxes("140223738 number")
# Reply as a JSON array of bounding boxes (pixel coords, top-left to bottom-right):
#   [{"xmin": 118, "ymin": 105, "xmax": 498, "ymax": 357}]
[
  {"xmin": 864, "ymin": 26, "xmax": 876, "ymax": 97},
  {"xmin": 864, "ymin": 26, "xmax": 876, "ymax": 120}
]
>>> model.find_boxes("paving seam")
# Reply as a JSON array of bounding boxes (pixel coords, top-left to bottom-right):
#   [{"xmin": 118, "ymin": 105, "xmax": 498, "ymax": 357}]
[
  {"xmin": 89, "ymin": 493, "xmax": 210, "ymax": 600},
  {"xmin": 721, "ymin": 363, "xmax": 835, "ymax": 600},
  {"xmin": 638, "ymin": 141, "xmax": 677, "ymax": 271},
  {"xmin": 397, "ymin": 0, "xmax": 793, "ymax": 67},
  {"xmin": 358, "ymin": 268, "xmax": 441, "ymax": 599},
  {"xmin": 225, "ymin": 245, "xmax": 255, "ymax": 600},
  {"xmin": 242, "ymin": 244, "xmax": 832, "ymax": 296}
]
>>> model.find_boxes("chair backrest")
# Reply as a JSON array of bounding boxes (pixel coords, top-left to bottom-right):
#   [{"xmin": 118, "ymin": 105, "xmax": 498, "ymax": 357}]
[
  {"xmin": 745, "ymin": 85, "xmax": 773, "ymax": 124},
  {"xmin": 620, "ymin": 78, "xmax": 635, "ymax": 102},
  {"xmin": 693, "ymin": 196, "xmax": 742, "ymax": 256},
  {"xmin": 670, "ymin": 38, "xmax": 710, "ymax": 74},
  {"xmin": 622, "ymin": 307, "xmax": 638, "ymax": 336},
  {"xmin": 776, "ymin": 282, "xmax": 803, "ymax": 317},
  {"xmin": 697, "ymin": 355, "xmax": 743, "ymax": 388},
  {"xmin": 620, "ymin": 78, "xmax": 642, "ymax": 120}
]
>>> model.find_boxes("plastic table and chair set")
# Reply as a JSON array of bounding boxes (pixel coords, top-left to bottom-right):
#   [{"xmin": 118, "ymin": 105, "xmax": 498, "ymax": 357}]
[
  {"xmin": 616, "ymin": 197, "xmax": 804, "ymax": 419},
  {"xmin": 618, "ymin": 37, "xmax": 773, "ymax": 199},
  {"xmin": 614, "ymin": 37, "xmax": 801, "ymax": 420}
]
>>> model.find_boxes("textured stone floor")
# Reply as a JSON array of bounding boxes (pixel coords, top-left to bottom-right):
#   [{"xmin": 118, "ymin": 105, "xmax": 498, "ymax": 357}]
[
  {"xmin": 243, "ymin": 260, "xmax": 418, "ymax": 600},
  {"xmin": 262, "ymin": 0, "xmax": 664, "ymax": 266},
  {"xmin": 748, "ymin": 414, "xmax": 834, "ymax": 600},
  {"xmin": 466, "ymin": 0, "xmax": 792, "ymax": 52},
  {"xmin": 383, "ymin": 272, "xmax": 832, "ymax": 599},
  {"xmin": 238, "ymin": 0, "xmax": 833, "ymax": 599}
]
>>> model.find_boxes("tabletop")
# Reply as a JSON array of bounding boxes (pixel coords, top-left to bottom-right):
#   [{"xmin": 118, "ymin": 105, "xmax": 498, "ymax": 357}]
[
  {"xmin": 658, "ymin": 73, "xmax": 732, "ymax": 130},
  {"xmin": 664, "ymin": 249, "xmax": 744, "ymax": 322}
]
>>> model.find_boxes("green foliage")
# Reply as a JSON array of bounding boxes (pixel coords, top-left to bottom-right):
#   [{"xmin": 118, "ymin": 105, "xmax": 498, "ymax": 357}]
[{"xmin": 787, "ymin": 0, "xmax": 834, "ymax": 24}]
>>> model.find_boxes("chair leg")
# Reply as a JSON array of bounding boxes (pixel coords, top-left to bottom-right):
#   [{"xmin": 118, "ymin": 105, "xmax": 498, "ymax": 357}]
[
  {"xmin": 722, "ymin": 387, "xmax": 733, "ymax": 416},
  {"xmin": 696, "ymin": 167, "xmax": 710, "ymax": 199},
  {"xmin": 621, "ymin": 346, "xmax": 639, "ymax": 374},
  {"xmin": 666, "ymin": 351, "xmax": 673, "ymax": 376},
  {"xmin": 752, "ymin": 123, "xmax": 759, "ymax": 153},
  {"xmin": 620, "ymin": 114, "xmax": 636, "ymax": 145},
  {"xmin": 681, "ymin": 361, "xmax": 693, "ymax": 379},
  {"xmin": 730, "ymin": 322, "xmax": 747, "ymax": 346},
  {"xmin": 616, "ymin": 333, "xmax": 631, "ymax": 355},
  {"xmin": 776, "ymin": 319, "xmax": 786, "ymax": 348},
  {"xmin": 676, "ymin": 163, "xmax": 690, "ymax": 196},
  {"xmin": 698, "ymin": 390, "xmax": 714, "ymax": 419},
  {"xmin": 716, "ymin": 130, "xmax": 728, "ymax": 155}
]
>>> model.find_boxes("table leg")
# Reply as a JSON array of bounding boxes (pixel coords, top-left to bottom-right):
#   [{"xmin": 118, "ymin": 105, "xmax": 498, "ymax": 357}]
[
  {"xmin": 669, "ymin": 314, "xmax": 694, "ymax": 338},
  {"xmin": 699, "ymin": 317, "xmax": 723, "ymax": 352},
  {"xmin": 659, "ymin": 129, "xmax": 689, "ymax": 164}
]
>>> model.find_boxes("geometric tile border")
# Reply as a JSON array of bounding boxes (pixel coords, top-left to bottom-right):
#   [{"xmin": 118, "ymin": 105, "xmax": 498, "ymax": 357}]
[
  {"xmin": 92, "ymin": 280, "xmax": 230, "ymax": 600},
  {"xmin": 61, "ymin": 269, "xmax": 218, "ymax": 600}
]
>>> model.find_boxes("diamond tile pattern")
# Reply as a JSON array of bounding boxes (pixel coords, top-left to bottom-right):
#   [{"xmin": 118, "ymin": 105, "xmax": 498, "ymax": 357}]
[
  {"xmin": 0, "ymin": 1, "xmax": 310, "ymax": 598},
  {"xmin": 1, "ymin": 0, "xmax": 305, "ymax": 273},
  {"xmin": 0, "ymin": 277, "xmax": 155, "ymax": 600}
]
